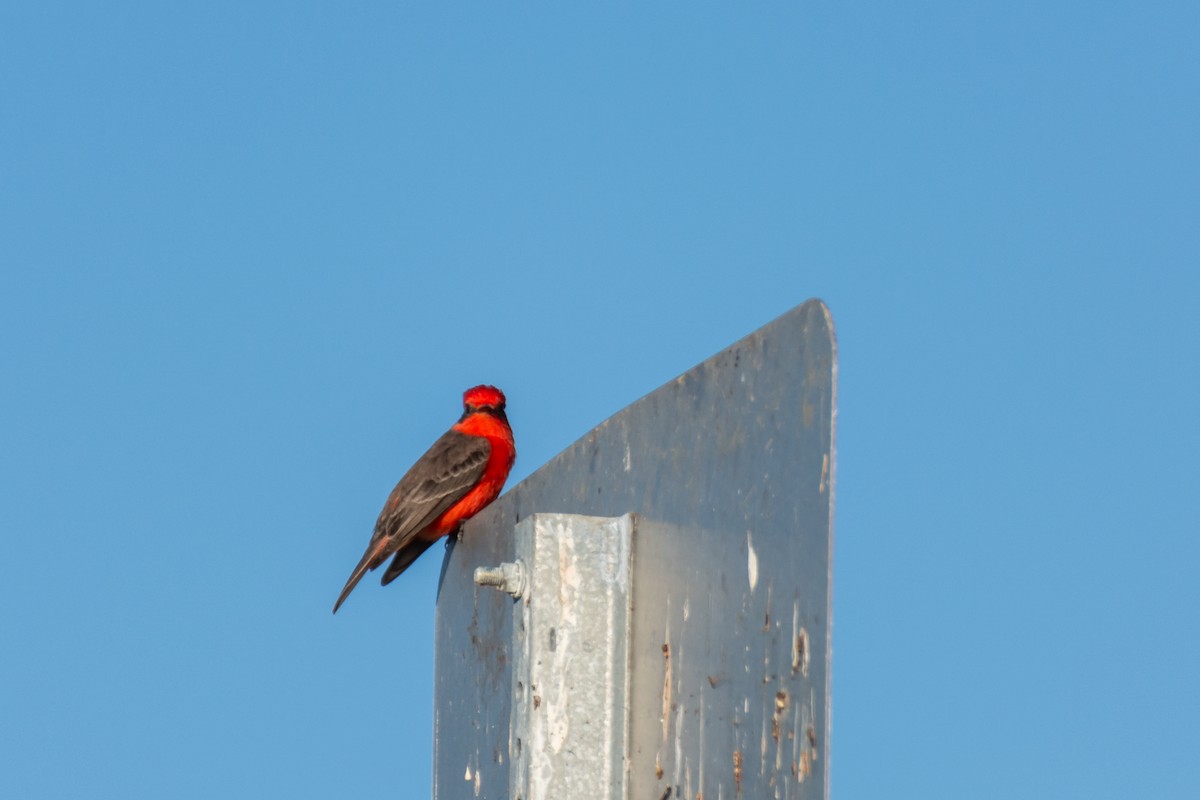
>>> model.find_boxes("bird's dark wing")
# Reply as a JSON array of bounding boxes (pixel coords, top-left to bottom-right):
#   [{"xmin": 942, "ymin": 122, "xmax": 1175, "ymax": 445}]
[
  {"xmin": 332, "ymin": 429, "xmax": 490, "ymax": 613},
  {"xmin": 370, "ymin": 428, "xmax": 491, "ymax": 548}
]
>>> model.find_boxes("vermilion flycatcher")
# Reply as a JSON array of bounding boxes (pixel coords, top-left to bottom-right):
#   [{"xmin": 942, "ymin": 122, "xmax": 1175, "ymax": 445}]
[{"xmin": 333, "ymin": 385, "xmax": 516, "ymax": 613}]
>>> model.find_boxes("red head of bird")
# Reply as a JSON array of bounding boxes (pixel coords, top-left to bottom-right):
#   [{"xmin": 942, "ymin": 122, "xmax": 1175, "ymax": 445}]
[{"xmin": 463, "ymin": 384, "xmax": 506, "ymax": 412}]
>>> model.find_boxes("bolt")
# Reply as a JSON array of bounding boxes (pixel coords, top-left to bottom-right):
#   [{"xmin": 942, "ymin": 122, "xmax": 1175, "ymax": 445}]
[{"xmin": 474, "ymin": 561, "xmax": 526, "ymax": 598}]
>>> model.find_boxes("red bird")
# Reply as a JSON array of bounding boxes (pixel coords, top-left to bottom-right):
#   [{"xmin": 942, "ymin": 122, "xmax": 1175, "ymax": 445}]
[{"xmin": 333, "ymin": 385, "xmax": 516, "ymax": 613}]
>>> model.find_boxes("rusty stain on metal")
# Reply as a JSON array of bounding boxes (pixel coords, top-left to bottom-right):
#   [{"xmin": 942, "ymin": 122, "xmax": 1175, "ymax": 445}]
[
  {"xmin": 662, "ymin": 641, "xmax": 672, "ymax": 742},
  {"xmin": 733, "ymin": 748, "xmax": 743, "ymax": 797},
  {"xmin": 793, "ymin": 626, "xmax": 810, "ymax": 679},
  {"xmin": 771, "ymin": 689, "xmax": 788, "ymax": 745}
]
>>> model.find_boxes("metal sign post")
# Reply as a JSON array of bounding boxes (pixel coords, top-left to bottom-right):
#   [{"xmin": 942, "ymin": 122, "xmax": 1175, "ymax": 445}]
[{"xmin": 433, "ymin": 300, "xmax": 837, "ymax": 800}]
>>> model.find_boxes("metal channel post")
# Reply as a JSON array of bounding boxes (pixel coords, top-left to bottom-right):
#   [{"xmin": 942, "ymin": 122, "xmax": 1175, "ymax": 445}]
[{"xmin": 475, "ymin": 514, "xmax": 634, "ymax": 800}]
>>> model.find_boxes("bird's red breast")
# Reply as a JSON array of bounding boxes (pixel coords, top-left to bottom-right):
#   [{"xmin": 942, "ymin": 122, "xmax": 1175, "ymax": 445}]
[{"xmin": 425, "ymin": 406, "xmax": 516, "ymax": 537}]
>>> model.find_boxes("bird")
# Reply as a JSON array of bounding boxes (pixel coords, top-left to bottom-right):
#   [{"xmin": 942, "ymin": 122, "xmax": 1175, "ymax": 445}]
[{"xmin": 333, "ymin": 385, "xmax": 516, "ymax": 613}]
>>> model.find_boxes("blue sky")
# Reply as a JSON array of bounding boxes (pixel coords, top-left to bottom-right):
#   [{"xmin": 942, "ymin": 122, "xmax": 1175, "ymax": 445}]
[{"xmin": 2, "ymin": 2, "xmax": 1197, "ymax": 797}]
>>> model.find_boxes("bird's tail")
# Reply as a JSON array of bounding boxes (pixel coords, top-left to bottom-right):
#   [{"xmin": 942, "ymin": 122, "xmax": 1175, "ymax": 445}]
[{"xmin": 332, "ymin": 542, "xmax": 385, "ymax": 614}]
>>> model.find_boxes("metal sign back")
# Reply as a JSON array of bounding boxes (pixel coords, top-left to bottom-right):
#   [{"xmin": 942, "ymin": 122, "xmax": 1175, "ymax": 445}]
[{"xmin": 434, "ymin": 299, "xmax": 837, "ymax": 800}]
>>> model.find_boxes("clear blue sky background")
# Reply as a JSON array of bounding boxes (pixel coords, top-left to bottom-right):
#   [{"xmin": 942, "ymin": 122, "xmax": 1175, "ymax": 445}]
[{"xmin": 2, "ymin": 3, "xmax": 1197, "ymax": 798}]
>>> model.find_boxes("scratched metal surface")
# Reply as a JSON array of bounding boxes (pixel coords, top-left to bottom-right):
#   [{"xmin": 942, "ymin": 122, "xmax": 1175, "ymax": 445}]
[{"xmin": 433, "ymin": 299, "xmax": 836, "ymax": 800}]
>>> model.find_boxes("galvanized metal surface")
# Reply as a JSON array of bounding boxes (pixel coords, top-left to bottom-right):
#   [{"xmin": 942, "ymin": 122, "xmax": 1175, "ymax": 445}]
[
  {"xmin": 433, "ymin": 299, "xmax": 836, "ymax": 800},
  {"xmin": 503, "ymin": 514, "xmax": 634, "ymax": 800}
]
